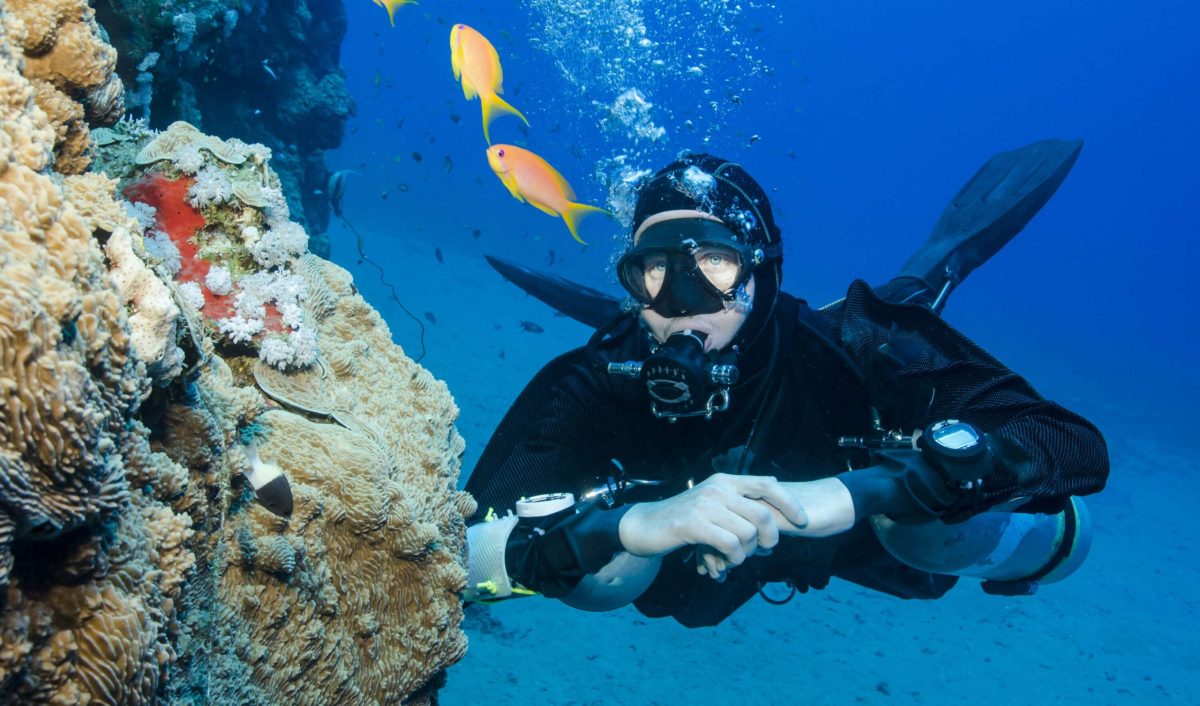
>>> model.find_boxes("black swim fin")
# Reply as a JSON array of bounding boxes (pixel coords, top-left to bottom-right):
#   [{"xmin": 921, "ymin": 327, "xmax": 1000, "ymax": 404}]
[
  {"xmin": 484, "ymin": 255, "xmax": 623, "ymax": 329},
  {"xmin": 889, "ymin": 138, "xmax": 1084, "ymax": 312},
  {"xmin": 486, "ymin": 138, "xmax": 1084, "ymax": 326}
]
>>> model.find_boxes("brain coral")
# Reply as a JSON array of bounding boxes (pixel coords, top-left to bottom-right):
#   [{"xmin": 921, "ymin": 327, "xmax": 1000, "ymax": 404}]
[
  {"xmin": 0, "ymin": 12, "xmax": 191, "ymax": 705},
  {"xmin": 1, "ymin": 10, "xmax": 471, "ymax": 699},
  {"xmin": 3, "ymin": 0, "xmax": 125, "ymax": 173}
]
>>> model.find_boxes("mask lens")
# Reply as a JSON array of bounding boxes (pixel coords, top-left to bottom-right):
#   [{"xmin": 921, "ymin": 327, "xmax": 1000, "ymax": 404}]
[
  {"xmin": 617, "ymin": 219, "xmax": 751, "ymax": 313},
  {"xmin": 693, "ymin": 247, "xmax": 741, "ymax": 292},
  {"xmin": 637, "ymin": 248, "xmax": 742, "ymax": 302},
  {"xmin": 617, "ymin": 252, "xmax": 659, "ymax": 304},
  {"xmin": 640, "ymin": 253, "xmax": 669, "ymax": 300}
]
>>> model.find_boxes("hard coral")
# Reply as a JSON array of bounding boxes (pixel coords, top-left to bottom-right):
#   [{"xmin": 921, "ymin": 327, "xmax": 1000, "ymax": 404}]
[
  {"xmin": 219, "ymin": 256, "xmax": 472, "ymax": 703},
  {"xmin": 67, "ymin": 172, "xmax": 184, "ymax": 380},
  {"xmin": 4, "ymin": 0, "xmax": 125, "ymax": 173},
  {"xmin": 22, "ymin": 16, "xmax": 118, "ymax": 89},
  {"xmin": 0, "ymin": 151, "xmax": 142, "ymax": 569},
  {"xmin": 0, "ymin": 19, "xmax": 187, "ymax": 704}
]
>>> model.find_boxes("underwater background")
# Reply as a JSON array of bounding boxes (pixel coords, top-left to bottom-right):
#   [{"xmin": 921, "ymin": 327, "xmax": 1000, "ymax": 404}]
[
  {"xmin": 325, "ymin": 0, "xmax": 1198, "ymax": 703},
  {"xmin": 1, "ymin": 0, "xmax": 1194, "ymax": 702}
]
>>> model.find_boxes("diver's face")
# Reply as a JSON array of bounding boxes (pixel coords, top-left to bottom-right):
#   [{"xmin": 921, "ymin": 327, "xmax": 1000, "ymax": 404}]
[
  {"xmin": 640, "ymin": 274, "xmax": 753, "ymax": 352},
  {"xmin": 639, "ymin": 245, "xmax": 742, "ymax": 298},
  {"xmin": 630, "ymin": 210, "xmax": 753, "ymax": 352}
]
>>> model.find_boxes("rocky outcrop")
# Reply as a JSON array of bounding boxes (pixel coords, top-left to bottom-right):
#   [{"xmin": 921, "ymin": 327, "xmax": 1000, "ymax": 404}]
[{"xmin": 0, "ymin": 6, "xmax": 469, "ymax": 703}]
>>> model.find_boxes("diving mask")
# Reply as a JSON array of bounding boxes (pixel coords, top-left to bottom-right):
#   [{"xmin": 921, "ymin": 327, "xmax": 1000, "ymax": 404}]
[{"xmin": 617, "ymin": 218, "xmax": 763, "ymax": 318}]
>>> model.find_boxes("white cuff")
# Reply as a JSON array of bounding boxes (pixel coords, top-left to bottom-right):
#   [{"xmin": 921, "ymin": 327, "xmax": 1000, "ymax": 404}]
[{"xmin": 463, "ymin": 513, "xmax": 520, "ymax": 601}]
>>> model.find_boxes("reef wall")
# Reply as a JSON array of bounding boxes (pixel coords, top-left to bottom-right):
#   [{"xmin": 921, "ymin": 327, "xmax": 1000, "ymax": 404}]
[
  {"xmin": 0, "ymin": 3, "xmax": 470, "ymax": 704},
  {"xmin": 3, "ymin": 0, "xmax": 125, "ymax": 173},
  {"xmin": 91, "ymin": 0, "xmax": 353, "ymax": 257}
]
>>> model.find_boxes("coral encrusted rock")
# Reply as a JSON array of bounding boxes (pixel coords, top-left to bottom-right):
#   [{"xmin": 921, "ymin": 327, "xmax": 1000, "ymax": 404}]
[
  {"xmin": 1, "ymin": 8, "xmax": 472, "ymax": 703},
  {"xmin": 4, "ymin": 0, "xmax": 125, "ymax": 173},
  {"xmin": 165, "ymin": 253, "xmax": 473, "ymax": 705},
  {"xmin": 0, "ymin": 9, "xmax": 186, "ymax": 704}
]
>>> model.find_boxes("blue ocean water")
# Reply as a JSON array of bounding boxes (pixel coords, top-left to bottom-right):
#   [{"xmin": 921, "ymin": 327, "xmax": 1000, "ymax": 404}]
[{"xmin": 325, "ymin": 1, "xmax": 1199, "ymax": 702}]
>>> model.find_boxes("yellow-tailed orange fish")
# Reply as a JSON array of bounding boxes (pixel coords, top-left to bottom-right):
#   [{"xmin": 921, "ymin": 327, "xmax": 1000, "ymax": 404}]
[
  {"xmin": 450, "ymin": 24, "xmax": 528, "ymax": 144},
  {"xmin": 372, "ymin": 0, "xmax": 415, "ymax": 27},
  {"xmin": 487, "ymin": 144, "xmax": 609, "ymax": 245}
]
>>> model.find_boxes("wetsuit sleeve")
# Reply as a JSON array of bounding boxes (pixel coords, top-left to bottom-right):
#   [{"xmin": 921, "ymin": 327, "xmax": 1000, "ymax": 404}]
[
  {"xmin": 835, "ymin": 281, "xmax": 1109, "ymax": 520},
  {"xmin": 465, "ymin": 351, "xmax": 643, "ymax": 596}
]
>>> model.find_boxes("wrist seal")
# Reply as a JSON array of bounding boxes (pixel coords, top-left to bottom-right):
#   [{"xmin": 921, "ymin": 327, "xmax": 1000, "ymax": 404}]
[
  {"xmin": 504, "ymin": 500, "xmax": 633, "ymax": 598},
  {"xmin": 840, "ymin": 420, "xmax": 992, "ymax": 523}
]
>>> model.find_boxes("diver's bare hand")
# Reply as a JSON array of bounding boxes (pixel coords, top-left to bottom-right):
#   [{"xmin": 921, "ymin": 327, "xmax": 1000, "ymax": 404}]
[
  {"xmin": 759, "ymin": 478, "xmax": 856, "ymax": 538},
  {"xmin": 618, "ymin": 473, "xmax": 806, "ymax": 566}
]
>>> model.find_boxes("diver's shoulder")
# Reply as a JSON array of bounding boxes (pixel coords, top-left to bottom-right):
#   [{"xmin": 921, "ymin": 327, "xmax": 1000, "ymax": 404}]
[
  {"xmin": 529, "ymin": 344, "xmax": 598, "ymax": 383},
  {"xmin": 782, "ymin": 278, "xmax": 939, "ymax": 345},
  {"xmin": 530, "ymin": 339, "xmax": 627, "ymax": 386},
  {"xmin": 831, "ymin": 278, "xmax": 939, "ymax": 322}
]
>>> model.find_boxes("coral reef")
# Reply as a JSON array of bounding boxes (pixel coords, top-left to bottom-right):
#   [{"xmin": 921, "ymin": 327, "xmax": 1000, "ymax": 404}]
[
  {"xmin": 4, "ymin": 0, "xmax": 125, "ymax": 173},
  {"xmin": 0, "ymin": 10, "xmax": 471, "ymax": 704},
  {"xmin": 92, "ymin": 0, "xmax": 354, "ymax": 257},
  {"xmin": 210, "ymin": 255, "xmax": 472, "ymax": 704},
  {"xmin": 0, "ymin": 11, "xmax": 182, "ymax": 703},
  {"xmin": 115, "ymin": 120, "xmax": 316, "ymax": 371},
  {"xmin": 62, "ymin": 170, "xmax": 185, "ymax": 381},
  {"xmin": 0, "ymin": 6, "xmax": 144, "ymax": 590}
]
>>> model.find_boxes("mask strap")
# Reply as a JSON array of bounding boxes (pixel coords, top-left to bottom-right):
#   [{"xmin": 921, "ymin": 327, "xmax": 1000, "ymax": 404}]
[
  {"xmin": 630, "ymin": 160, "xmax": 781, "ymax": 274},
  {"xmin": 712, "ymin": 162, "xmax": 777, "ymax": 253}
]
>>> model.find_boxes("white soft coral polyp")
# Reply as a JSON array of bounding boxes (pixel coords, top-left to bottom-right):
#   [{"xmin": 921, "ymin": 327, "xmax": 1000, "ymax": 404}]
[
  {"xmin": 205, "ymin": 265, "xmax": 233, "ymax": 296},
  {"xmin": 216, "ymin": 315, "xmax": 264, "ymax": 344},
  {"xmin": 187, "ymin": 165, "xmax": 234, "ymax": 208},
  {"xmin": 259, "ymin": 327, "xmax": 318, "ymax": 370},
  {"xmin": 249, "ymin": 220, "xmax": 309, "ymax": 269}
]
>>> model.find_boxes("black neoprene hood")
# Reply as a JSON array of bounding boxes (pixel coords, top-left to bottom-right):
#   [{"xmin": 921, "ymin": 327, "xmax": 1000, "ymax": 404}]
[
  {"xmin": 628, "ymin": 154, "xmax": 784, "ymax": 353},
  {"xmin": 630, "ymin": 154, "xmax": 783, "ymax": 262}
]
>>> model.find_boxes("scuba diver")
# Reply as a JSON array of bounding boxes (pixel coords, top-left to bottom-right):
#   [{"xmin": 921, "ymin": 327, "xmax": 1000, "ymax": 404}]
[{"xmin": 463, "ymin": 141, "xmax": 1109, "ymax": 628}]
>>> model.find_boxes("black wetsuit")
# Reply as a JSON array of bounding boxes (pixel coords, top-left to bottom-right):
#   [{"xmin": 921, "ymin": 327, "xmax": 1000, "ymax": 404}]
[{"xmin": 465, "ymin": 280, "xmax": 1109, "ymax": 627}]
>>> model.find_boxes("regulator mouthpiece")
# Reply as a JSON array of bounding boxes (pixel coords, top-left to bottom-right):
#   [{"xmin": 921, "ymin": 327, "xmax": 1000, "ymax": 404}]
[{"xmin": 607, "ymin": 330, "xmax": 738, "ymax": 421}]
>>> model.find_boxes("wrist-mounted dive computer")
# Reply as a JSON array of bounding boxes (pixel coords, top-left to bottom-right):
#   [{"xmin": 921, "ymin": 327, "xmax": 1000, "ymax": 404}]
[{"xmin": 918, "ymin": 419, "xmax": 991, "ymax": 491}]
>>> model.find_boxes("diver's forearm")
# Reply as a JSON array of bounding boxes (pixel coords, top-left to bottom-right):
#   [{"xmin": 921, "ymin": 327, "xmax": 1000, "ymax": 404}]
[
  {"xmin": 775, "ymin": 478, "xmax": 856, "ymax": 536},
  {"xmin": 464, "ymin": 503, "xmax": 634, "ymax": 602},
  {"xmin": 559, "ymin": 553, "xmax": 662, "ymax": 611}
]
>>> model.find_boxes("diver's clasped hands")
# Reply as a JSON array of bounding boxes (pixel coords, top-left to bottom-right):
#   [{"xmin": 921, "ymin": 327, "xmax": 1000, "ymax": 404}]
[
  {"xmin": 616, "ymin": 474, "xmax": 857, "ymax": 579},
  {"xmin": 618, "ymin": 473, "xmax": 799, "ymax": 562}
]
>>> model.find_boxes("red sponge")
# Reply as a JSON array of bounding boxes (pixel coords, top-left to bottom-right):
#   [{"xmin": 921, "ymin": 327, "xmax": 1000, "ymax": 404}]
[{"xmin": 124, "ymin": 173, "xmax": 282, "ymax": 332}]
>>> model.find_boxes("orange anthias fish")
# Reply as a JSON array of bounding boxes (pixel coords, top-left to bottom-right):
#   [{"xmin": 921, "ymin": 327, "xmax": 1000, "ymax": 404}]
[
  {"xmin": 450, "ymin": 24, "xmax": 529, "ymax": 144},
  {"xmin": 372, "ymin": 0, "xmax": 415, "ymax": 27},
  {"xmin": 487, "ymin": 144, "xmax": 609, "ymax": 245}
]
